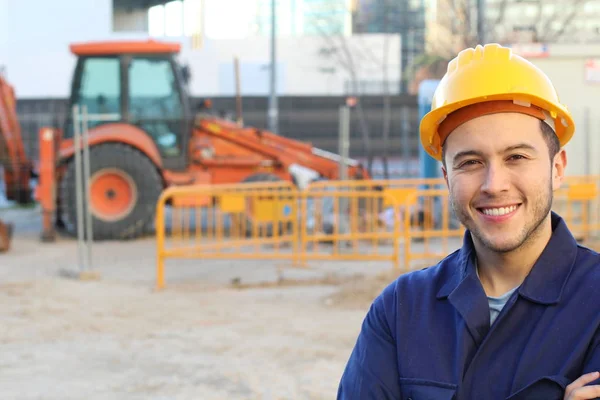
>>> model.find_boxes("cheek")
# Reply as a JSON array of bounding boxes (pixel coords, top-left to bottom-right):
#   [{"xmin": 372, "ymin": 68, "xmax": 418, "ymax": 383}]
[
  {"xmin": 448, "ymin": 175, "xmax": 480, "ymax": 204},
  {"xmin": 510, "ymin": 167, "xmax": 551, "ymax": 189}
]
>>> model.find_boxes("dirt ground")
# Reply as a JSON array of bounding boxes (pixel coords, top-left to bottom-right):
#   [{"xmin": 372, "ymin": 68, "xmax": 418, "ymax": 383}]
[
  {"xmin": 0, "ymin": 206, "xmax": 414, "ymax": 400},
  {"xmin": 4, "ymin": 205, "xmax": 597, "ymax": 399}
]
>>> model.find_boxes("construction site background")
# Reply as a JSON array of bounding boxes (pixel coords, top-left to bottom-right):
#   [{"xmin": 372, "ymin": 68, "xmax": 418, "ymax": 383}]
[{"xmin": 1, "ymin": 0, "xmax": 600, "ymax": 398}]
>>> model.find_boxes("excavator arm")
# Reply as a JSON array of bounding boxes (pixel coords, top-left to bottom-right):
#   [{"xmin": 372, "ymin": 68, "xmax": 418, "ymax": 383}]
[
  {"xmin": 0, "ymin": 74, "xmax": 32, "ymax": 203},
  {"xmin": 0, "ymin": 73, "xmax": 33, "ymax": 252},
  {"xmin": 194, "ymin": 116, "xmax": 369, "ymax": 187}
]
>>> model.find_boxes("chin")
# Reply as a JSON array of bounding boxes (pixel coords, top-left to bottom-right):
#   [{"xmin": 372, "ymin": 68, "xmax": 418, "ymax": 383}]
[{"xmin": 477, "ymin": 235, "xmax": 526, "ymax": 253}]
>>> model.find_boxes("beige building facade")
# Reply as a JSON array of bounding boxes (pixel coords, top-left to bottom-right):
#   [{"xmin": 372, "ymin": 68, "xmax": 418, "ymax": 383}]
[{"xmin": 527, "ymin": 44, "xmax": 600, "ymax": 176}]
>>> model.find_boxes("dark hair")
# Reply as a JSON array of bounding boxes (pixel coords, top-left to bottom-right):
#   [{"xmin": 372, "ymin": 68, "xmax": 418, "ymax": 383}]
[
  {"xmin": 540, "ymin": 120, "xmax": 560, "ymax": 159},
  {"xmin": 441, "ymin": 119, "xmax": 561, "ymax": 167}
]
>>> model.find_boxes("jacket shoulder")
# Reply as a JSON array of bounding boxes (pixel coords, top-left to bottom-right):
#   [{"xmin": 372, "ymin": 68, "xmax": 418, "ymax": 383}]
[
  {"xmin": 574, "ymin": 244, "xmax": 600, "ymax": 278},
  {"xmin": 377, "ymin": 249, "xmax": 462, "ymax": 305}
]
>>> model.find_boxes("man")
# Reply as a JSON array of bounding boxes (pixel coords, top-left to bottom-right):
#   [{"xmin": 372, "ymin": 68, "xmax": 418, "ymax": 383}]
[{"xmin": 337, "ymin": 43, "xmax": 600, "ymax": 399}]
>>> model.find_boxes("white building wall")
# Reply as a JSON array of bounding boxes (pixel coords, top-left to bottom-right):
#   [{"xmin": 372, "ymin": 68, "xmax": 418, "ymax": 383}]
[
  {"xmin": 0, "ymin": 0, "xmax": 9, "ymax": 69},
  {"xmin": 1, "ymin": 0, "xmax": 129, "ymax": 98},
  {"xmin": 524, "ymin": 44, "xmax": 600, "ymax": 177},
  {"xmin": 185, "ymin": 34, "xmax": 401, "ymax": 96},
  {"xmin": 0, "ymin": 0, "xmax": 401, "ymax": 98}
]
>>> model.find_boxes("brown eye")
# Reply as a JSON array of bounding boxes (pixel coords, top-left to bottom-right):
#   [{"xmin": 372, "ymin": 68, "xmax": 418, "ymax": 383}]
[
  {"xmin": 460, "ymin": 160, "xmax": 479, "ymax": 167},
  {"xmin": 508, "ymin": 154, "xmax": 526, "ymax": 161}
]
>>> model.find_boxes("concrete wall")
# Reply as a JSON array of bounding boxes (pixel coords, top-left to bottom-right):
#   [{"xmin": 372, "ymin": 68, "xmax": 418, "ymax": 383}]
[
  {"xmin": 0, "ymin": 0, "xmax": 401, "ymax": 98},
  {"xmin": 525, "ymin": 44, "xmax": 600, "ymax": 176}
]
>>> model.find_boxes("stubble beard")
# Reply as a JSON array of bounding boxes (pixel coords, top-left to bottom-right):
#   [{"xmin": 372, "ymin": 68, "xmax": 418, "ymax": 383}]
[{"xmin": 448, "ymin": 182, "xmax": 554, "ymax": 254}]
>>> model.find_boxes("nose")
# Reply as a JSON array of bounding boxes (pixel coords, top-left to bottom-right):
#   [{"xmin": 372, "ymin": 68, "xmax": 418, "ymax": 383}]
[{"xmin": 481, "ymin": 163, "xmax": 510, "ymax": 195}]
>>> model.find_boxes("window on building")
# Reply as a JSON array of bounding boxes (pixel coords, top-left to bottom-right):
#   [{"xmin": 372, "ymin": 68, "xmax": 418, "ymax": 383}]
[
  {"xmin": 112, "ymin": 0, "xmax": 202, "ymax": 38},
  {"xmin": 148, "ymin": 0, "xmax": 202, "ymax": 37}
]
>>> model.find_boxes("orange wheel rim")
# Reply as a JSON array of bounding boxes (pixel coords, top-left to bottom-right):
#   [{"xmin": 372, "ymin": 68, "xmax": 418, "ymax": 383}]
[{"xmin": 89, "ymin": 168, "xmax": 137, "ymax": 222}]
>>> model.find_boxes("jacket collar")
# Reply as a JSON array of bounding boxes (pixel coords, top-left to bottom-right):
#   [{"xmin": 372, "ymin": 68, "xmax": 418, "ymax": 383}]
[
  {"xmin": 518, "ymin": 212, "xmax": 578, "ymax": 305},
  {"xmin": 436, "ymin": 212, "xmax": 578, "ymax": 306}
]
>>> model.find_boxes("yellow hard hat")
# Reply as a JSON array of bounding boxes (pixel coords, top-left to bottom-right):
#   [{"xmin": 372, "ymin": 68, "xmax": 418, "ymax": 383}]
[{"xmin": 419, "ymin": 43, "xmax": 575, "ymax": 161}]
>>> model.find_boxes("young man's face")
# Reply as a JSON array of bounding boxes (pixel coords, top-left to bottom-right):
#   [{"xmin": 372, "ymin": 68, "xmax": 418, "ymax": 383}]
[{"xmin": 442, "ymin": 112, "xmax": 567, "ymax": 253}]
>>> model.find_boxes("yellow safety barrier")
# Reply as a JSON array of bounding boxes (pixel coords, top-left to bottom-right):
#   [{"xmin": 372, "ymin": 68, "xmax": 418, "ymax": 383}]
[
  {"xmin": 156, "ymin": 175, "xmax": 600, "ymax": 288},
  {"xmin": 156, "ymin": 182, "xmax": 406, "ymax": 289},
  {"xmin": 399, "ymin": 188, "xmax": 464, "ymax": 269},
  {"xmin": 307, "ymin": 177, "xmax": 446, "ymax": 193},
  {"xmin": 156, "ymin": 182, "xmax": 299, "ymax": 288},
  {"xmin": 398, "ymin": 175, "xmax": 600, "ymax": 270},
  {"xmin": 297, "ymin": 187, "xmax": 403, "ymax": 265},
  {"xmin": 554, "ymin": 175, "xmax": 600, "ymax": 243}
]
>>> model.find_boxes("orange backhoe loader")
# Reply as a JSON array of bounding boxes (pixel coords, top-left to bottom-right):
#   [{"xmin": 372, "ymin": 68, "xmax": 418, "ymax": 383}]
[
  {"xmin": 0, "ymin": 72, "xmax": 32, "ymax": 251},
  {"xmin": 35, "ymin": 40, "xmax": 369, "ymax": 241}
]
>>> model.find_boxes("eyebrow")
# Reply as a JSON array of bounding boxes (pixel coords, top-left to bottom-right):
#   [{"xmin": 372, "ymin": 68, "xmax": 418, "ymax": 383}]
[
  {"xmin": 504, "ymin": 143, "xmax": 538, "ymax": 153},
  {"xmin": 452, "ymin": 143, "xmax": 538, "ymax": 164}
]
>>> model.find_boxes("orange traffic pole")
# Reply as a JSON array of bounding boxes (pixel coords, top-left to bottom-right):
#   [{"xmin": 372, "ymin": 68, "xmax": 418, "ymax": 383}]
[{"xmin": 37, "ymin": 127, "xmax": 57, "ymax": 242}]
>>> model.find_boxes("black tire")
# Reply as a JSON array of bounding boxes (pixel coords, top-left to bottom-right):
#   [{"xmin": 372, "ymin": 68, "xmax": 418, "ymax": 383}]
[{"xmin": 59, "ymin": 143, "xmax": 163, "ymax": 241}]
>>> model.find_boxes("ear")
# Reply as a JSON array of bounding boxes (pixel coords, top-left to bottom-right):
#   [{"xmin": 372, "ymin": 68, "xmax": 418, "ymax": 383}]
[{"xmin": 552, "ymin": 149, "xmax": 567, "ymax": 191}]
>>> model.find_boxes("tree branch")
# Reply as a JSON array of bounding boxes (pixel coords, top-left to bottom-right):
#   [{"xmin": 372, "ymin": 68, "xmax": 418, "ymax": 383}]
[
  {"xmin": 311, "ymin": 7, "xmax": 376, "ymax": 174},
  {"xmin": 544, "ymin": 0, "xmax": 588, "ymax": 42},
  {"xmin": 431, "ymin": 0, "xmax": 588, "ymax": 48},
  {"xmin": 487, "ymin": 0, "xmax": 509, "ymax": 42}
]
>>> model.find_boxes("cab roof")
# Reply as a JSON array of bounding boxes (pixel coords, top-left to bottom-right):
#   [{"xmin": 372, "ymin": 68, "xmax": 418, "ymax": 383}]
[{"xmin": 69, "ymin": 40, "xmax": 181, "ymax": 56}]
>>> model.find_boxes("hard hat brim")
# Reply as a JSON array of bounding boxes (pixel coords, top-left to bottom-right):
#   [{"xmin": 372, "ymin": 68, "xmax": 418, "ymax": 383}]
[{"xmin": 419, "ymin": 93, "xmax": 575, "ymax": 161}]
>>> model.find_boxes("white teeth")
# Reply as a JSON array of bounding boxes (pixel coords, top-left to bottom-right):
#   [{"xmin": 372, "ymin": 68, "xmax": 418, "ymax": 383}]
[{"xmin": 481, "ymin": 205, "xmax": 517, "ymax": 216}]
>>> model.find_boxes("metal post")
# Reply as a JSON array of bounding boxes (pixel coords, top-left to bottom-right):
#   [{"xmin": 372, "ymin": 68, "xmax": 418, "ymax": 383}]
[
  {"xmin": 72, "ymin": 105, "xmax": 86, "ymax": 271},
  {"xmin": 338, "ymin": 105, "xmax": 350, "ymax": 250},
  {"xmin": 82, "ymin": 105, "xmax": 93, "ymax": 270},
  {"xmin": 268, "ymin": 0, "xmax": 278, "ymax": 133},
  {"xmin": 338, "ymin": 105, "xmax": 350, "ymax": 180},
  {"xmin": 477, "ymin": 0, "xmax": 486, "ymax": 45},
  {"xmin": 234, "ymin": 56, "xmax": 243, "ymax": 126}
]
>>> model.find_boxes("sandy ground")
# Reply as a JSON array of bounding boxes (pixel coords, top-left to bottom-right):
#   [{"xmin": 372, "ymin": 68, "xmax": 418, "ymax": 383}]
[
  {"xmin": 4, "ymin": 205, "xmax": 596, "ymax": 399},
  {"xmin": 0, "ymin": 206, "xmax": 425, "ymax": 400}
]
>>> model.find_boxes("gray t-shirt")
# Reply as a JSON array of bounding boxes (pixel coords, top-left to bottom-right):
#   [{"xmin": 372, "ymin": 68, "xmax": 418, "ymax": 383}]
[
  {"xmin": 475, "ymin": 260, "xmax": 520, "ymax": 325},
  {"xmin": 487, "ymin": 286, "xmax": 519, "ymax": 325}
]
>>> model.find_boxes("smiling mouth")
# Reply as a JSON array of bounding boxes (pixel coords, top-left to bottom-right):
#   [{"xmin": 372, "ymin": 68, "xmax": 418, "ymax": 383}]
[{"xmin": 477, "ymin": 204, "xmax": 520, "ymax": 217}]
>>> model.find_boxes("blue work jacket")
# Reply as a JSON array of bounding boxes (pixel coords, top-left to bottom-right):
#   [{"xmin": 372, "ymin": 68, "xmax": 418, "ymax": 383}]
[{"xmin": 338, "ymin": 212, "xmax": 600, "ymax": 399}]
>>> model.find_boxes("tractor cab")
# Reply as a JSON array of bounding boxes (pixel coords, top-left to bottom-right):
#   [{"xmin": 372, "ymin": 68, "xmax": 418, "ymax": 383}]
[{"xmin": 64, "ymin": 40, "xmax": 193, "ymax": 170}]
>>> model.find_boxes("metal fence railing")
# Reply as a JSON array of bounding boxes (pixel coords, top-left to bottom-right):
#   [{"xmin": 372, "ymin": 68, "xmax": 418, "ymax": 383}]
[
  {"xmin": 155, "ymin": 176, "xmax": 600, "ymax": 289},
  {"xmin": 155, "ymin": 182, "xmax": 403, "ymax": 289}
]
